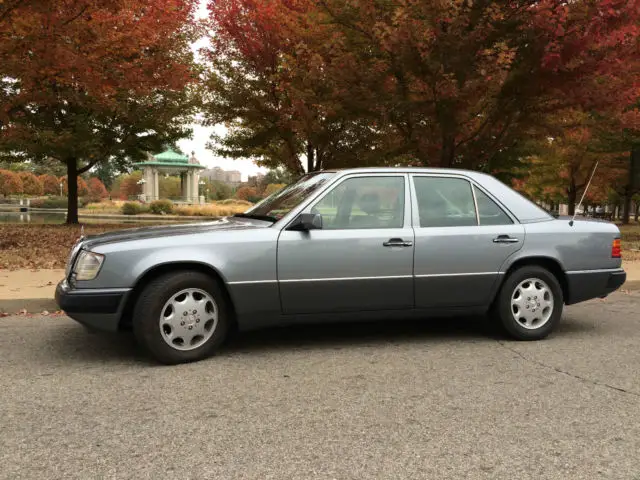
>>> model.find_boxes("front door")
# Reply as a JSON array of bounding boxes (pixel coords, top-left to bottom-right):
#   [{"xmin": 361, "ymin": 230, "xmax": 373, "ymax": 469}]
[
  {"xmin": 277, "ymin": 174, "xmax": 414, "ymax": 315},
  {"xmin": 410, "ymin": 175, "xmax": 525, "ymax": 309}
]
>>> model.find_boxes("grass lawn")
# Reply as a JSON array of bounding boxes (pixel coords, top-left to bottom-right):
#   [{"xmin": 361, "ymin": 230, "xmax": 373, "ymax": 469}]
[{"xmin": 0, "ymin": 224, "xmax": 169, "ymax": 270}]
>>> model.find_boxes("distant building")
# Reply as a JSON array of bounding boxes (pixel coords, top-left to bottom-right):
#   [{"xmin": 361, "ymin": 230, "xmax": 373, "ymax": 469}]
[
  {"xmin": 247, "ymin": 173, "xmax": 265, "ymax": 187},
  {"xmin": 201, "ymin": 167, "xmax": 242, "ymax": 186}
]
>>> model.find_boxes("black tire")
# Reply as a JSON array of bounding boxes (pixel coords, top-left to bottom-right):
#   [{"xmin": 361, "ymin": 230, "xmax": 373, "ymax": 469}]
[
  {"xmin": 132, "ymin": 271, "xmax": 230, "ymax": 364},
  {"xmin": 494, "ymin": 265, "xmax": 563, "ymax": 340}
]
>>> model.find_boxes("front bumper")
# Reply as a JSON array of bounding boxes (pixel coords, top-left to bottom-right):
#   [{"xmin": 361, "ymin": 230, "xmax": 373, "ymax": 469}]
[
  {"xmin": 565, "ymin": 269, "xmax": 626, "ymax": 305},
  {"xmin": 55, "ymin": 280, "xmax": 130, "ymax": 332}
]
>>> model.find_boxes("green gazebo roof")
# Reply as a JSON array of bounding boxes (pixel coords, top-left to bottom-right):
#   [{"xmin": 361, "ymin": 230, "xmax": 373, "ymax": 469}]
[
  {"xmin": 133, "ymin": 149, "xmax": 205, "ymax": 169},
  {"xmin": 154, "ymin": 149, "xmax": 189, "ymax": 163}
]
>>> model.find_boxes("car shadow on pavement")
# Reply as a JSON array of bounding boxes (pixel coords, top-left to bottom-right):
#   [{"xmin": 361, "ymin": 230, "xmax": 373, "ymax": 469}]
[
  {"xmin": 222, "ymin": 316, "xmax": 498, "ymax": 355},
  {"xmin": 45, "ymin": 326, "xmax": 154, "ymax": 366},
  {"xmin": 45, "ymin": 313, "xmax": 594, "ymax": 364}
]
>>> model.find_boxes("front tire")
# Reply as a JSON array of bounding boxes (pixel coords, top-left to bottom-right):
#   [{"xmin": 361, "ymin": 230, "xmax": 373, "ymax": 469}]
[
  {"xmin": 494, "ymin": 266, "xmax": 563, "ymax": 340},
  {"xmin": 132, "ymin": 271, "xmax": 230, "ymax": 364}
]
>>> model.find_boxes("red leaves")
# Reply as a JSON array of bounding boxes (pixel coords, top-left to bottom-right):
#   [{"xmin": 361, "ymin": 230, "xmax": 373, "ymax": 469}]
[
  {"xmin": 87, "ymin": 177, "xmax": 109, "ymax": 202},
  {"xmin": 1, "ymin": 0, "xmax": 198, "ymax": 118}
]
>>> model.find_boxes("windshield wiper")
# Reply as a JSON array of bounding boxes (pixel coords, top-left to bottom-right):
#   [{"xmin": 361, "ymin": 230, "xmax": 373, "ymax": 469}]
[{"xmin": 233, "ymin": 213, "xmax": 278, "ymax": 223}]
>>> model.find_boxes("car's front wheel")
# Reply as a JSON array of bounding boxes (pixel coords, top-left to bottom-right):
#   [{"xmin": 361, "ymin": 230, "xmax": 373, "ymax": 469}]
[
  {"xmin": 495, "ymin": 265, "xmax": 563, "ymax": 340},
  {"xmin": 132, "ymin": 271, "xmax": 230, "ymax": 364}
]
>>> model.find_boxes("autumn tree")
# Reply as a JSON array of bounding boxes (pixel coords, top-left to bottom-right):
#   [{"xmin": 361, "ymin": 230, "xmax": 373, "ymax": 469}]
[
  {"xmin": 87, "ymin": 177, "xmax": 109, "ymax": 202},
  {"xmin": 18, "ymin": 171, "xmax": 43, "ymax": 196},
  {"xmin": 0, "ymin": 170, "xmax": 23, "ymax": 197},
  {"xmin": 205, "ymin": 0, "xmax": 640, "ymax": 174},
  {"xmin": 0, "ymin": 0, "xmax": 199, "ymax": 223},
  {"xmin": 112, "ymin": 172, "xmax": 143, "ymax": 200},
  {"xmin": 39, "ymin": 174, "xmax": 60, "ymax": 195}
]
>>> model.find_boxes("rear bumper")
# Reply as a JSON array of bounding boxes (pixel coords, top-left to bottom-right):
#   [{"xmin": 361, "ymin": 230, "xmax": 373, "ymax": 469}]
[
  {"xmin": 55, "ymin": 280, "xmax": 130, "ymax": 332},
  {"xmin": 565, "ymin": 268, "xmax": 626, "ymax": 305}
]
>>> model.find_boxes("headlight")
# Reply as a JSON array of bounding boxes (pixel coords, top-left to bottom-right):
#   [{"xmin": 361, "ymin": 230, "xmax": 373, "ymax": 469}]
[{"xmin": 73, "ymin": 250, "xmax": 105, "ymax": 281}]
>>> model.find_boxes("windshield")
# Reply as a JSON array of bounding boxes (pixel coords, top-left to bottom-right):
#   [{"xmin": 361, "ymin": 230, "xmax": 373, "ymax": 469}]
[{"xmin": 242, "ymin": 172, "xmax": 336, "ymax": 221}]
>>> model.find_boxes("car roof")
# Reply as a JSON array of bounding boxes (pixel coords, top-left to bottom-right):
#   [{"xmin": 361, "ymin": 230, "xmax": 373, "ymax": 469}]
[{"xmin": 325, "ymin": 166, "xmax": 483, "ymax": 178}]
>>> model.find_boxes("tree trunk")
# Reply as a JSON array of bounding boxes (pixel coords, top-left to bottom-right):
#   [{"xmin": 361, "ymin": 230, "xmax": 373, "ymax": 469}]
[
  {"xmin": 622, "ymin": 191, "xmax": 632, "ymax": 225},
  {"xmin": 567, "ymin": 188, "xmax": 577, "ymax": 217},
  {"xmin": 440, "ymin": 134, "xmax": 455, "ymax": 168},
  {"xmin": 306, "ymin": 141, "xmax": 315, "ymax": 172},
  {"xmin": 66, "ymin": 158, "xmax": 79, "ymax": 224},
  {"xmin": 635, "ymin": 202, "xmax": 639, "ymax": 222}
]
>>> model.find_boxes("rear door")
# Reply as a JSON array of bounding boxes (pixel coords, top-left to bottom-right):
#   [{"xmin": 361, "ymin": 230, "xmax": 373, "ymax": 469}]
[{"xmin": 410, "ymin": 174, "xmax": 524, "ymax": 308}]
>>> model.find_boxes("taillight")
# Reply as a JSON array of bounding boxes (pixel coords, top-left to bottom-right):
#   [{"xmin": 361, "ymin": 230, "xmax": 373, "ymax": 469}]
[{"xmin": 612, "ymin": 238, "xmax": 621, "ymax": 258}]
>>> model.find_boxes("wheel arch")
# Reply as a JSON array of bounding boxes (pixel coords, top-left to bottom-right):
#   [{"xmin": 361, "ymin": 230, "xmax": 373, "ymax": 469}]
[
  {"xmin": 119, "ymin": 262, "xmax": 237, "ymax": 331},
  {"xmin": 495, "ymin": 256, "xmax": 568, "ymax": 303}
]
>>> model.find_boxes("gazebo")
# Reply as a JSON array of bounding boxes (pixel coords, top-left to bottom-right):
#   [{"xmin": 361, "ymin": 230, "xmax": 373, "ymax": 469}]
[{"xmin": 133, "ymin": 149, "xmax": 206, "ymax": 203}]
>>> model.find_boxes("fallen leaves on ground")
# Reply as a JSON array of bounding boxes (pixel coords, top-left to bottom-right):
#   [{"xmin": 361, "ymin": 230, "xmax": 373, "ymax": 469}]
[{"xmin": 0, "ymin": 224, "xmax": 162, "ymax": 270}]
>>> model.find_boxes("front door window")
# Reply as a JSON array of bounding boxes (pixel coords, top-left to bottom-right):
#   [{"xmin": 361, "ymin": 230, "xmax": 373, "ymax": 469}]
[{"xmin": 311, "ymin": 176, "xmax": 405, "ymax": 229}]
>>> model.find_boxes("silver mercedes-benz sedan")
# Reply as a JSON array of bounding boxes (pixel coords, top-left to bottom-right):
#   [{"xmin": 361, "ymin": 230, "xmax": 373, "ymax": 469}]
[{"xmin": 56, "ymin": 168, "xmax": 626, "ymax": 364}]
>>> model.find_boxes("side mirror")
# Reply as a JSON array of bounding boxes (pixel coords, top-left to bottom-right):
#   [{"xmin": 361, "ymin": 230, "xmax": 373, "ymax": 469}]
[{"xmin": 288, "ymin": 213, "xmax": 323, "ymax": 231}]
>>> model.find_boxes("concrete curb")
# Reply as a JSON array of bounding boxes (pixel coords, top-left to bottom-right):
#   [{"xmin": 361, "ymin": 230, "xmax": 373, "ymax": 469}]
[{"xmin": 0, "ymin": 298, "xmax": 58, "ymax": 314}]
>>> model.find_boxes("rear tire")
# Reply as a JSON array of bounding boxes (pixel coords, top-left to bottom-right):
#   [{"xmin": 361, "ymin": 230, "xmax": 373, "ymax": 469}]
[
  {"xmin": 494, "ymin": 266, "xmax": 563, "ymax": 340},
  {"xmin": 132, "ymin": 271, "xmax": 230, "ymax": 364}
]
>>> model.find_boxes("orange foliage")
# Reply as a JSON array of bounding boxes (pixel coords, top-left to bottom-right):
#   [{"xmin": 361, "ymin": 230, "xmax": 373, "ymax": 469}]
[
  {"xmin": 39, "ymin": 174, "xmax": 60, "ymax": 195},
  {"xmin": 0, "ymin": 170, "xmax": 23, "ymax": 196},
  {"xmin": 59, "ymin": 176, "xmax": 88, "ymax": 197},
  {"xmin": 18, "ymin": 171, "xmax": 43, "ymax": 196}
]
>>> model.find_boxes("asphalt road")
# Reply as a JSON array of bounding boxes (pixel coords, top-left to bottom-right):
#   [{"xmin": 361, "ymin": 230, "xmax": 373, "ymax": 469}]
[{"xmin": 1, "ymin": 293, "xmax": 639, "ymax": 480}]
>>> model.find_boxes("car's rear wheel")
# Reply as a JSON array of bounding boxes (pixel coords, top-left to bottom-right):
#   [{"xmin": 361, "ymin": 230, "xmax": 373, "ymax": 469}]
[
  {"xmin": 132, "ymin": 271, "xmax": 230, "ymax": 364},
  {"xmin": 494, "ymin": 265, "xmax": 563, "ymax": 340}
]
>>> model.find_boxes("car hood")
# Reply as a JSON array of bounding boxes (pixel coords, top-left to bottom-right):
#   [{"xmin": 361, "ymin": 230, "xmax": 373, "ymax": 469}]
[{"xmin": 81, "ymin": 216, "xmax": 271, "ymax": 249}]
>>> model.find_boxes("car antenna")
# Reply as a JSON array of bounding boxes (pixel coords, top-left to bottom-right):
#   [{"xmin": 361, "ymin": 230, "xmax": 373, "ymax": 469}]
[{"xmin": 570, "ymin": 160, "xmax": 599, "ymax": 227}]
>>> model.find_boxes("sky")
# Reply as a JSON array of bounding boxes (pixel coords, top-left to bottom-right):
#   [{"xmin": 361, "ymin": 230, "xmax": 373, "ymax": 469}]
[{"xmin": 176, "ymin": 0, "xmax": 267, "ymax": 181}]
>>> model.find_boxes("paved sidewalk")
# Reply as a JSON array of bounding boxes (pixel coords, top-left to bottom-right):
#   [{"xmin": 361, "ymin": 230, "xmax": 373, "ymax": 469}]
[{"xmin": 0, "ymin": 269, "xmax": 64, "ymax": 313}]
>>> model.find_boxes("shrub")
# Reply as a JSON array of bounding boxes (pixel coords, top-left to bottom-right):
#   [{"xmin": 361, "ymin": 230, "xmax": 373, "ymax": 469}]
[
  {"xmin": 122, "ymin": 202, "xmax": 144, "ymax": 215},
  {"xmin": 173, "ymin": 203, "xmax": 249, "ymax": 217},
  {"xmin": 149, "ymin": 199, "xmax": 173, "ymax": 215},
  {"xmin": 30, "ymin": 196, "xmax": 66, "ymax": 209},
  {"xmin": 219, "ymin": 198, "xmax": 252, "ymax": 206}
]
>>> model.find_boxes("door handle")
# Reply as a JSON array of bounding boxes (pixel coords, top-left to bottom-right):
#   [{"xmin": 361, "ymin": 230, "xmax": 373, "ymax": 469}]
[
  {"xmin": 383, "ymin": 238, "xmax": 413, "ymax": 247},
  {"xmin": 493, "ymin": 235, "xmax": 520, "ymax": 244}
]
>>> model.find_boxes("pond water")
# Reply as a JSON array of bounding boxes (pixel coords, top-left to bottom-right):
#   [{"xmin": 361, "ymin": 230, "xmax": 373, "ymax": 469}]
[{"xmin": 0, "ymin": 211, "xmax": 197, "ymax": 225}]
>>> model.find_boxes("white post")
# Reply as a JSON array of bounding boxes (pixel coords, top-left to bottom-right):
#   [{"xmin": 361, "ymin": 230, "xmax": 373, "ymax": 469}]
[
  {"xmin": 193, "ymin": 172, "xmax": 199, "ymax": 204},
  {"xmin": 186, "ymin": 171, "xmax": 192, "ymax": 203},
  {"xmin": 153, "ymin": 169, "xmax": 159, "ymax": 201}
]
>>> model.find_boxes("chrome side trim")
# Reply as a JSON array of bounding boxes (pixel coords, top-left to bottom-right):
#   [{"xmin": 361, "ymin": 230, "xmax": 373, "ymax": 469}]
[
  {"xmin": 565, "ymin": 268, "xmax": 624, "ymax": 275},
  {"xmin": 415, "ymin": 272, "xmax": 500, "ymax": 278},
  {"xmin": 232, "ymin": 272, "xmax": 506, "ymax": 284},
  {"xmin": 68, "ymin": 287, "xmax": 132, "ymax": 294},
  {"xmin": 228, "ymin": 280, "xmax": 278, "ymax": 285},
  {"xmin": 279, "ymin": 275, "xmax": 413, "ymax": 283}
]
